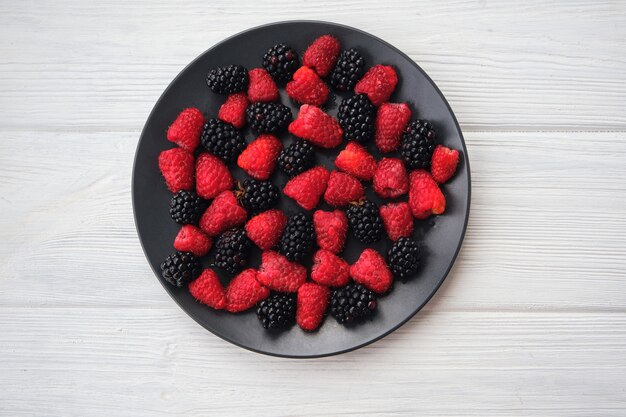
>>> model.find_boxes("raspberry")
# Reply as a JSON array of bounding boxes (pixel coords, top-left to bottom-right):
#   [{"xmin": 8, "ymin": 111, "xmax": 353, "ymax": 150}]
[
  {"xmin": 283, "ymin": 166, "xmax": 330, "ymax": 210},
  {"xmin": 372, "ymin": 158, "xmax": 409, "ymax": 198},
  {"xmin": 346, "ymin": 200, "xmax": 383, "ymax": 244},
  {"xmin": 245, "ymin": 209, "xmax": 287, "ymax": 251},
  {"xmin": 286, "ymin": 66, "xmax": 329, "ymax": 106},
  {"xmin": 334, "ymin": 142, "xmax": 377, "ymax": 181},
  {"xmin": 277, "ymin": 139, "xmax": 315, "ymax": 177},
  {"xmin": 374, "ymin": 102, "xmax": 412, "ymax": 153},
  {"xmin": 257, "ymin": 293, "xmax": 297, "ymax": 330},
  {"xmin": 225, "ymin": 269, "xmax": 270, "ymax": 313},
  {"xmin": 431, "ymin": 145, "xmax": 460, "ymax": 183},
  {"xmin": 158, "ymin": 148, "xmax": 194, "ymax": 193},
  {"xmin": 380, "ymin": 202, "xmax": 414, "ymax": 241},
  {"xmin": 167, "ymin": 107, "xmax": 205, "ymax": 152},
  {"xmin": 313, "ymin": 209, "xmax": 348, "ymax": 254},
  {"xmin": 189, "ymin": 269, "xmax": 226, "ymax": 309},
  {"xmin": 235, "ymin": 179, "xmax": 279, "ymax": 213},
  {"xmin": 169, "ymin": 190, "xmax": 205, "ymax": 225},
  {"xmin": 324, "ymin": 171, "xmax": 364, "ymax": 207},
  {"xmin": 354, "ymin": 65, "xmax": 398, "ymax": 106},
  {"xmin": 237, "ymin": 134, "xmax": 282, "ymax": 181},
  {"xmin": 278, "ymin": 212, "xmax": 316, "ymax": 263},
  {"xmin": 206, "ymin": 64, "xmax": 248, "ymax": 94},
  {"xmin": 311, "ymin": 249, "xmax": 350, "ymax": 287},
  {"xmin": 246, "ymin": 102, "xmax": 292, "ymax": 134},
  {"xmin": 297, "ymin": 282, "xmax": 330, "ymax": 331},
  {"xmin": 200, "ymin": 118, "xmax": 246, "ymax": 162},
  {"xmin": 199, "ymin": 190, "xmax": 247, "ymax": 237},
  {"xmin": 388, "ymin": 237, "xmax": 420, "ymax": 279},
  {"xmin": 195, "ymin": 153, "xmax": 233, "ymax": 199},
  {"xmin": 408, "ymin": 170, "xmax": 446, "ymax": 219},
  {"xmin": 174, "ymin": 224, "xmax": 212, "ymax": 257},
  {"xmin": 256, "ymin": 250, "xmax": 307, "ymax": 293},
  {"xmin": 263, "ymin": 43, "xmax": 300, "ymax": 82},
  {"xmin": 160, "ymin": 251, "xmax": 201, "ymax": 287},
  {"xmin": 213, "ymin": 228, "xmax": 251, "ymax": 275},
  {"xmin": 303, "ymin": 35, "xmax": 341, "ymax": 77},
  {"xmin": 247, "ymin": 68, "xmax": 279, "ymax": 102},
  {"xmin": 330, "ymin": 282, "xmax": 376, "ymax": 325},
  {"xmin": 218, "ymin": 93, "xmax": 248, "ymax": 129},
  {"xmin": 288, "ymin": 104, "xmax": 343, "ymax": 149},
  {"xmin": 401, "ymin": 120, "xmax": 436, "ymax": 170},
  {"xmin": 350, "ymin": 248, "xmax": 393, "ymax": 294},
  {"xmin": 329, "ymin": 48, "xmax": 365, "ymax": 92},
  {"xmin": 337, "ymin": 94, "xmax": 376, "ymax": 143}
]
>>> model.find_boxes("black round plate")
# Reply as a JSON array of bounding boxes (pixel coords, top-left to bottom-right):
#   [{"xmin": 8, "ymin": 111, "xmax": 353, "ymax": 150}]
[{"xmin": 132, "ymin": 21, "xmax": 470, "ymax": 358}]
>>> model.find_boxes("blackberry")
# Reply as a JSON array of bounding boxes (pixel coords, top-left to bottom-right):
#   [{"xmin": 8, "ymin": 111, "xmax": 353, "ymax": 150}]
[
  {"xmin": 337, "ymin": 94, "xmax": 376, "ymax": 143},
  {"xmin": 388, "ymin": 237, "xmax": 420, "ymax": 279},
  {"xmin": 262, "ymin": 43, "xmax": 299, "ymax": 82},
  {"xmin": 278, "ymin": 212, "xmax": 316, "ymax": 262},
  {"xmin": 330, "ymin": 282, "xmax": 377, "ymax": 325},
  {"xmin": 235, "ymin": 179, "xmax": 279, "ymax": 212},
  {"xmin": 213, "ymin": 228, "xmax": 251, "ymax": 274},
  {"xmin": 169, "ymin": 190, "xmax": 205, "ymax": 225},
  {"xmin": 160, "ymin": 251, "xmax": 201, "ymax": 287},
  {"xmin": 277, "ymin": 139, "xmax": 315, "ymax": 177},
  {"xmin": 246, "ymin": 102, "xmax": 292, "ymax": 134},
  {"xmin": 401, "ymin": 120, "xmax": 437, "ymax": 170},
  {"xmin": 200, "ymin": 118, "xmax": 246, "ymax": 162},
  {"xmin": 206, "ymin": 64, "xmax": 248, "ymax": 94},
  {"xmin": 329, "ymin": 48, "xmax": 365, "ymax": 92},
  {"xmin": 346, "ymin": 200, "xmax": 383, "ymax": 244},
  {"xmin": 256, "ymin": 293, "xmax": 297, "ymax": 330}
]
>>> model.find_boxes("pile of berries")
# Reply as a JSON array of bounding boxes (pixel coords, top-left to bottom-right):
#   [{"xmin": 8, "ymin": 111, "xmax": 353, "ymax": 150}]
[{"xmin": 157, "ymin": 34, "xmax": 461, "ymax": 332}]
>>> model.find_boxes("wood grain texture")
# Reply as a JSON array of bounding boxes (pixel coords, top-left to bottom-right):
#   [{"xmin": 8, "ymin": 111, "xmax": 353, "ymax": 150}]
[{"xmin": 1, "ymin": 1, "xmax": 626, "ymax": 415}]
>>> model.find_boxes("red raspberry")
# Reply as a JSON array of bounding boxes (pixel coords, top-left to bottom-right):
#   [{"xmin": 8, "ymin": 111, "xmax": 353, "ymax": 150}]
[
  {"xmin": 283, "ymin": 166, "xmax": 330, "ymax": 210},
  {"xmin": 174, "ymin": 224, "xmax": 212, "ymax": 256},
  {"xmin": 380, "ymin": 202, "xmax": 414, "ymax": 241},
  {"xmin": 195, "ymin": 153, "xmax": 232, "ymax": 199},
  {"xmin": 245, "ymin": 209, "xmax": 287, "ymax": 251},
  {"xmin": 372, "ymin": 157, "xmax": 409, "ymax": 198},
  {"xmin": 408, "ymin": 170, "xmax": 446, "ymax": 219},
  {"xmin": 303, "ymin": 35, "xmax": 341, "ymax": 77},
  {"xmin": 256, "ymin": 251, "xmax": 307, "ymax": 293},
  {"xmin": 324, "ymin": 171, "xmax": 364, "ymax": 207},
  {"xmin": 297, "ymin": 282, "xmax": 330, "ymax": 331},
  {"xmin": 354, "ymin": 65, "xmax": 398, "ymax": 106},
  {"xmin": 288, "ymin": 104, "xmax": 343, "ymax": 149},
  {"xmin": 199, "ymin": 190, "xmax": 247, "ymax": 236},
  {"xmin": 334, "ymin": 142, "xmax": 377, "ymax": 181},
  {"xmin": 350, "ymin": 248, "xmax": 393, "ymax": 294},
  {"xmin": 286, "ymin": 66, "xmax": 329, "ymax": 107},
  {"xmin": 189, "ymin": 269, "xmax": 226, "ymax": 310},
  {"xmin": 225, "ymin": 269, "xmax": 270, "ymax": 313},
  {"xmin": 237, "ymin": 134, "xmax": 283, "ymax": 180},
  {"xmin": 247, "ymin": 68, "xmax": 279, "ymax": 102},
  {"xmin": 313, "ymin": 209, "xmax": 348, "ymax": 254},
  {"xmin": 158, "ymin": 148, "xmax": 194, "ymax": 193},
  {"xmin": 167, "ymin": 107, "xmax": 205, "ymax": 152},
  {"xmin": 311, "ymin": 249, "xmax": 350, "ymax": 287},
  {"xmin": 374, "ymin": 103, "xmax": 411, "ymax": 153},
  {"xmin": 218, "ymin": 93, "xmax": 248, "ymax": 129},
  {"xmin": 431, "ymin": 145, "xmax": 460, "ymax": 183}
]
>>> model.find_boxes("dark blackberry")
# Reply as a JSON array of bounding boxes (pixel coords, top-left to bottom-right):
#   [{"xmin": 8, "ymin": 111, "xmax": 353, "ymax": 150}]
[
  {"xmin": 160, "ymin": 251, "xmax": 201, "ymax": 287},
  {"xmin": 200, "ymin": 118, "xmax": 246, "ymax": 162},
  {"xmin": 235, "ymin": 179, "xmax": 279, "ymax": 213},
  {"xmin": 213, "ymin": 228, "xmax": 251, "ymax": 274},
  {"xmin": 277, "ymin": 139, "xmax": 315, "ymax": 177},
  {"xmin": 246, "ymin": 102, "xmax": 292, "ymax": 134},
  {"xmin": 329, "ymin": 48, "xmax": 365, "ymax": 92},
  {"xmin": 401, "ymin": 120, "xmax": 437, "ymax": 170},
  {"xmin": 278, "ymin": 212, "xmax": 316, "ymax": 262},
  {"xmin": 388, "ymin": 237, "xmax": 421, "ymax": 279},
  {"xmin": 169, "ymin": 190, "xmax": 205, "ymax": 225},
  {"xmin": 346, "ymin": 200, "xmax": 383, "ymax": 244},
  {"xmin": 330, "ymin": 282, "xmax": 377, "ymax": 325},
  {"xmin": 256, "ymin": 293, "xmax": 297, "ymax": 330},
  {"xmin": 206, "ymin": 64, "xmax": 248, "ymax": 94},
  {"xmin": 337, "ymin": 94, "xmax": 376, "ymax": 143},
  {"xmin": 262, "ymin": 43, "xmax": 299, "ymax": 82}
]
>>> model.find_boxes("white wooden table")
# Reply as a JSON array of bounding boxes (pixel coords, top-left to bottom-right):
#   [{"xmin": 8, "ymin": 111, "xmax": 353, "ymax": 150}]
[{"xmin": 2, "ymin": 1, "xmax": 625, "ymax": 415}]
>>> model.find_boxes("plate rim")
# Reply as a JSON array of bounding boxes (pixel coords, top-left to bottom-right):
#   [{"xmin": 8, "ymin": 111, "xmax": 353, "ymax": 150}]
[{"xmin": 132, "ymin": 19, "xmax": 471, "ymax": 359}]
